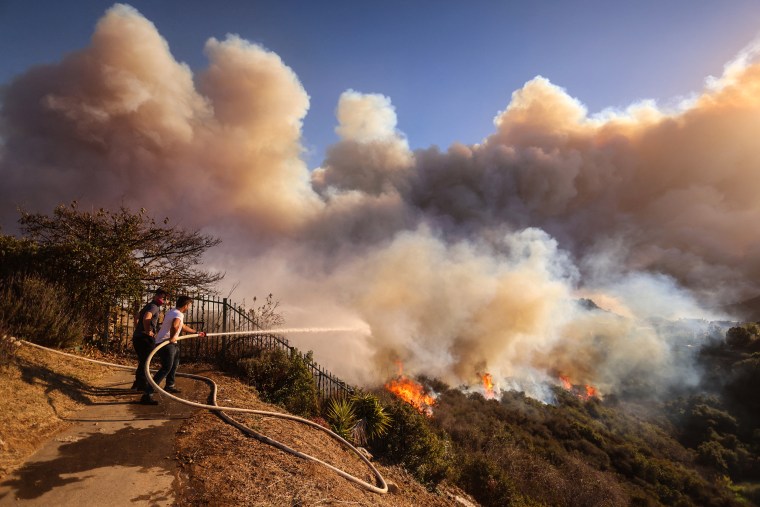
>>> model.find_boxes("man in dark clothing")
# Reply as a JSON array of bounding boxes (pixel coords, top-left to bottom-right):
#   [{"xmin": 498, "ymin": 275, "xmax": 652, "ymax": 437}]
[{"xmin": 131, "ymin": 288, "xmax": 168, "ymax": 393}]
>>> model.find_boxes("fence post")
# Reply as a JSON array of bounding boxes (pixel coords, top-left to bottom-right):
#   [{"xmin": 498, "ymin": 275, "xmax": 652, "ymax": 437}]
[{"xmin": 221, "ymin": 297, "xmax": 228, "ymax": 364}]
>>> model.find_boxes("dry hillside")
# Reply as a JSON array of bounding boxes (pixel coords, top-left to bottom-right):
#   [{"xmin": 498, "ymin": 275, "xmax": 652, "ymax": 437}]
[
  {"xmin": 175, "ymin": 367, "xmax": 475, "ymax": 506},
  {"xmin": 0, "ymin": 344, "xmax": 475, "ymax": 506}
]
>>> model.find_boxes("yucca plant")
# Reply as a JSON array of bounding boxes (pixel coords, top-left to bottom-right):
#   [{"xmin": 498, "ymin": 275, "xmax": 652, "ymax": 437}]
[
  {"xmin": 325, "ymin": 398, "xmax": 357, "ymax": 441},
  {"xmin": 350, "ymin": 392, "xmax": 392, "ymax": 446}
]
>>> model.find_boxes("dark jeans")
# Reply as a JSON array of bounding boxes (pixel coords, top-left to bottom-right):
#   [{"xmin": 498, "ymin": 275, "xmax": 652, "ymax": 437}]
[
  {"xmin": 145, "ymin": 342, "xmax": 179, "ymax": 395},
  {"xmin": 132, "ymin": 334, "xmax": 155, "ymax": 390}
]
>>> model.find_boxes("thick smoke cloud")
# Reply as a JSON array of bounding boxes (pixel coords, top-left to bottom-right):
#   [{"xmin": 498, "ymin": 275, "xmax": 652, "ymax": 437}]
[
  {"xmin": 2, "ymin": 4, "xmax": 758, "ymax": 395},
  {"xmin": 312, "ymin": 90, "xmax": 413, "ymax": 197},
  {"xmin": 0, "ymin": 4, "xmax": 320, "ymax": 235}
]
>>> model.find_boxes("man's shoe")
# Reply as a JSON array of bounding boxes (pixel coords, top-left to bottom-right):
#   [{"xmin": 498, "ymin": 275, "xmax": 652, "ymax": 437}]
[
  {"xmin": 164, "ymin": 386, "xmax": 182, "ymax": 394},
  {"xmin": 139, "ymin": 395, "xmax": 159, "ymax": 405}
]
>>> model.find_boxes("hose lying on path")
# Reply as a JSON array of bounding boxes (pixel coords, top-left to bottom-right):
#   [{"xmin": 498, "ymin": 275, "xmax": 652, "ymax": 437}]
[{"xmin": 21, "ymin": 332, "xmax": 389, "ymax": 495}]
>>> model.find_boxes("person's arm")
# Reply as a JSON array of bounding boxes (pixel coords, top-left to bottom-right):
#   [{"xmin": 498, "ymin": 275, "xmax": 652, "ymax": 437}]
[
  {"xmin": 181, "ymin": 322, "xmax": 206, "ymax": 337},
  {"xmin": 142, "ymin": 311, "xmax": 154, "ymax": 336},
  {"xmin": 170, "ymin": 317, "xmax": 182, "ymax": 343}
]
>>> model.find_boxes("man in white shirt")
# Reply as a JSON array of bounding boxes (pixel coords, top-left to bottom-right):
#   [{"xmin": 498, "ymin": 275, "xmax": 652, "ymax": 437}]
[{"xmin": 140, "ymin": 295, "xmax": 205, "ymax": 405}]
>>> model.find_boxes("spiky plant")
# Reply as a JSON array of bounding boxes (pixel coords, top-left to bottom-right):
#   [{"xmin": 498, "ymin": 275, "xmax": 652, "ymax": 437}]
[
  {"xmin": 325, "ymin": 398, "xmax": 357, "ymax": 442},
  {"xmin": 350, "ymin": 392, "xmax": 392, "ymax": 445}
]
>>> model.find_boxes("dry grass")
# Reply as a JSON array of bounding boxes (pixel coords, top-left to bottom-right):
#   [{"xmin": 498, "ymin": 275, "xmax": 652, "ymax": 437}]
[
  {"xmin": 175, "ymin": 367, "xmax": 474, "ymax": 506},
  {"xmin": 0, "ymin": 343, "xmax": 121, "ymax": 478},
  {"xmin": 0, "ymin": 349, "xmax": 477, "ymax": 506}
]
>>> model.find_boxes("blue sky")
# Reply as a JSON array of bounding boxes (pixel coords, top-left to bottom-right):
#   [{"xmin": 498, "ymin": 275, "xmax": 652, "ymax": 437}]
[{"xmin": 2, "ymin": 0, "xmax": 759, "ymax": 167}]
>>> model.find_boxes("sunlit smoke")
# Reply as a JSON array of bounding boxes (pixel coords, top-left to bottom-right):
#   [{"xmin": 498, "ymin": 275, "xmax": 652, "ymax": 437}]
[{"xmin": 1, "ymin": 3, "xmax": 757, "ymax": 398}]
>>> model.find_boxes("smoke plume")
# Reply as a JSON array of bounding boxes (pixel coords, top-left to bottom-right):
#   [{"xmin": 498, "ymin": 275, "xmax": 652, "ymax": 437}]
[{"xmin": 2, "ymin": 4, "xmax": 759, "ymax": 395}]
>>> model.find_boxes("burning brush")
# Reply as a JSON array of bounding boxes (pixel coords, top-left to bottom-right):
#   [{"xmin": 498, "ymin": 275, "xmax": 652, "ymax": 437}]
[
  {"xmin": 558, "ymin": 374, "xmax": 600, "ymax": 401},
  {"xmin": 384, "ymin": 363, "xmax": 437, "ymax": 416}
]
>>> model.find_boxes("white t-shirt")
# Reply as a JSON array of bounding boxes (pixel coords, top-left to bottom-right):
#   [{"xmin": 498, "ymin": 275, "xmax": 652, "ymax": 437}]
[{"xmin": 155, "ymin": 308, "xmax": 184, "ymax": 344}]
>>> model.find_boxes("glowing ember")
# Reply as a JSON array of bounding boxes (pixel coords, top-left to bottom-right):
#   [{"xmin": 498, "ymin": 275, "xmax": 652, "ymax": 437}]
[
  {"xmin": 385, "ymin": 376, "xmax": 436, "ymax": 416},
  {"xmin": 558, "ymin": 374, "xmax": 600, "ymax": 401},
  {"xmin": 481, "ymin": 372, "xmax": 495, "ymax": 399}
]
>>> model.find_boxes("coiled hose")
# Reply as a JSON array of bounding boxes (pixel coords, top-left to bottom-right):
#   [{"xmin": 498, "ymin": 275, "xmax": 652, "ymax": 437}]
[{"xmin": 21, "ymin": 332, "xmax": 388, "ymax": 495}]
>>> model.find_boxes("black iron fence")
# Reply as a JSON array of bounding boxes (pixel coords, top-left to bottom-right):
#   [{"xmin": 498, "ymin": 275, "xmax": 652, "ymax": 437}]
[{"xmin": 108, "ymin": 292, "xmax": 353, "ymax": 400}]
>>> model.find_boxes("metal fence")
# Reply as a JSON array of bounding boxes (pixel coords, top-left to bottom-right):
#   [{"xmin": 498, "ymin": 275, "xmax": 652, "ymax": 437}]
[{"xmin": 108, "ymin": 292, "xmax": 353, "ymax": 400}]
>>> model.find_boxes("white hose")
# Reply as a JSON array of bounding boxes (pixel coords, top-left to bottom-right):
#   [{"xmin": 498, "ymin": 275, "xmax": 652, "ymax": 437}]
[{"xmin": 21, "ymin": 333, "xmax": 388, "ymax": 495}]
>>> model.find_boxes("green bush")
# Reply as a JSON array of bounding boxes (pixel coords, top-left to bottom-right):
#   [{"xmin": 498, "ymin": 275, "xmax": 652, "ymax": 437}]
[
  {"xmin": 733, "ymin": 482, "xmax": 760, "ymax": 505},
  {"xmin": 324, "ymin": 398, "xmax": 357, "ymax": 441},
  {"xmin": 457, "ymin": 453, "xmax": 518, "ymax": 507},
  {"xmin": 371, "ymin": 395, "xmax": 453, "ymax": 489},
  {"xmin": 697, "ymin": 440, "xmax": 737, "ymax": 473},
  {"xmin": 0, "ymin": 275, "xmax": 86, "ymax": 347},
  {"xmin": 237, "ymin": 347, "xmax": 318, "ymax": 417},
  {"xmin": 350, "ymin": 392, "xmax": 391, "ymax": 445},
  {"xmin": 323, "ymin": 392, "xmax": 391, "ymax": 446}
]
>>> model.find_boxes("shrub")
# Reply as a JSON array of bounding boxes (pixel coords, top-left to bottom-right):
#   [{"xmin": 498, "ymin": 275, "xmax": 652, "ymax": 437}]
[
  {"xmin": 0, "ymin": 334, "xmax": 21, "ymax": 369},
  {"xmin": 324, "ymin": 398, "xmax": 357, "ymax": 441},
  {"xmin": 726, "ymin": 326, "xmax": 754, "ymax": 349},
  {"xmin": 679, "ymin": 401, "xmax": 739, "ymax": 447},
  {"xmin": 237, "ymin": 347, "xmax": 318, "ymax": 417},
  {"xmin": 323, "ymin": 392, "xmax": 392, "ymax": 446},
  {"xmin": 697, "ymin": 440, "xmax": 737, "ymax": 473},
  {"xmin": 0, "ymin": 275, "xmax": 86, "ymax": 347},
  {"xmin": 457, "ymin": 453, "xmax": 518, "ymax": 507},
  {"xmin": 371, "ymin": 395, "xmax": 453, "ymax": 488},
  {"xmin": 350, "ymin": 392, "xmax": 391, "ymax": 445}
]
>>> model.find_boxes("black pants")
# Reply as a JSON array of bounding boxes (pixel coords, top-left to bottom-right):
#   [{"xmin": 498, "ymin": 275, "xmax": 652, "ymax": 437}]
[
  {"xmin": 132, "ymin": 334, "xmax": 155, "ymax": 390},
  {"xmin": 145, "ymin": 342, "xmax": 179, "ymax": 395}
]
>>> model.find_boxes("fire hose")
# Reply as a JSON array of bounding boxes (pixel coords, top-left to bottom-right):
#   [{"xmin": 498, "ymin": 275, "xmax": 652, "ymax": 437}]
[{"xmin": 20, "ymin": 331, "xmax": 389, "ymax": 495}]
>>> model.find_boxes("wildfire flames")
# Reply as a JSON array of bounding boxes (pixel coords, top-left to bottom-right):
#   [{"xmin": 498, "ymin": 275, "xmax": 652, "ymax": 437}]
[
  {"xmin": 481, "ymin": 372, "xmax": 496, "ymax": 399},
  {"xmin": 385, "ymin": 375, "xmax": 436, "ymax": 416},
  {"xmin": 385, "ymin": 365, "xmax": 598, "ymax": 413},
  {"xmin": 558, "ymin": 374, "xmax": 599, "ymax": 401}
]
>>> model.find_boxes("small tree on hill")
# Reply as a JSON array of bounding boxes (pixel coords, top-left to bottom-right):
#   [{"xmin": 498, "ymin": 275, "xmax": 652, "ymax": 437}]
[{"xmin": 1, "ymin": 202, "xmax": 223, "ymax": 340}]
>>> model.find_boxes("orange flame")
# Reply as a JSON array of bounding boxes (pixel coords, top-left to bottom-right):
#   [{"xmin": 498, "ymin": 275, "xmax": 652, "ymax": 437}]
[
  {"xmin": 481, "ymin": 372, "xmax": 495, "ymax": 399},
  {"xmin": 558, "ymin": 374, "xmax": 599, "ymax": 401},
  {"xmin": 386, "ymin": 376, "xmax": 436, "ymax": 416}
]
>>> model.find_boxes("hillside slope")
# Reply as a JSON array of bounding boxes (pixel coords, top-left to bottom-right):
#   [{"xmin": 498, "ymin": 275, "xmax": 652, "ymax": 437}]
[
  {"xmin": 0, "ymin": 345, "xmax": 474, "ymax": 506},
  {"xmin": 175, "ymin": 367, "xmax": 474, "ymax": 506}
]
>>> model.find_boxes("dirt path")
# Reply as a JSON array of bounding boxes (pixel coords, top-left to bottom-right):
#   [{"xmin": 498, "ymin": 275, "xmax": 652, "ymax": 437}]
[{"xmin": 0, "ymin": 369, "xmax": 198, "ymax": 506}]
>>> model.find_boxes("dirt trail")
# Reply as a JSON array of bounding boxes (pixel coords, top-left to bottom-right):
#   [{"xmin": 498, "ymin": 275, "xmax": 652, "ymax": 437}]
[{"xmin": 0, "ymin": 369, "xmax": 198, "ymax": 506}]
